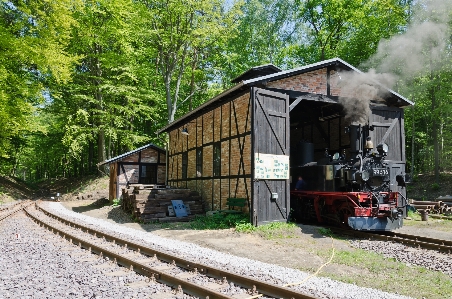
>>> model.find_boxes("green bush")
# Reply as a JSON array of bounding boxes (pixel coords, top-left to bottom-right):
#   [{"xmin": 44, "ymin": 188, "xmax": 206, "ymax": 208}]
[
  {"xmin": 112, "ymin": 198, "xmax": 121, "ymax": 206},
  {"xmin": 189, "ymin": 213, "xmax": 249, "ymax": 230},
  {"xmin": 431, "ymin": 183, "xmax": 440, "ymax": 190}
]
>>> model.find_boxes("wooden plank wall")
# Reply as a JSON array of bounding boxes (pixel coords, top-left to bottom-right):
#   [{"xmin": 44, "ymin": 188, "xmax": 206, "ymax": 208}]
[
  {"xmin": 112, "ymin": 148, "xmax": 166, "ymax": 200},
  {"xmin": 167, "ymin": 92, "xmax": 252, "ymax": 211}
]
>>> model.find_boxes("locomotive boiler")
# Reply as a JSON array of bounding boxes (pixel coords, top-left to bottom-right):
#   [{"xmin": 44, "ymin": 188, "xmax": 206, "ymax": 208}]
[{"xmin": 290, "ymin": 124, "xmax": 407, "ymax": 231}]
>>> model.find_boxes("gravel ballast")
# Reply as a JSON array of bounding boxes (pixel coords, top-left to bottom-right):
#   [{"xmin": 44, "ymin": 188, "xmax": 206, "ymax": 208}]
[
  {"xmin": 350, "ymin": 239, "xmax": 452, "ymax": 278},
  {"xmin": 40, "ymin": 202, "xmax": 413, "ymax": 299},
  {"xmin": 0, "ymin": 213, "xmax": 177, "ymax": 299}
]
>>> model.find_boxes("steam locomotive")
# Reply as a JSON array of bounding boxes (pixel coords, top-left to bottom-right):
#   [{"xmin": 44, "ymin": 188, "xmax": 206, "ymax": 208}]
[{"xmin": 290, "ymin": 124, "xmax": 407, "ymax": 231}]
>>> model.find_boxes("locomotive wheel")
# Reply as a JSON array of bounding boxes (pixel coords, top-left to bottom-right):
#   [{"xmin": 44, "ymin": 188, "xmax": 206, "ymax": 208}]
[{"xmin": 337, "ymin": 203, "xmax": 354, "ymax": 228}]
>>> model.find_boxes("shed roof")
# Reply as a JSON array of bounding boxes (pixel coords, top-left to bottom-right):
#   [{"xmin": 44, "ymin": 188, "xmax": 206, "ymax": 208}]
[
  {"xmin": 97, "ymin": 143, "xmax": 165, "ymax": 166},
  {"xmin": 158, "ymin": 58, "xmax": 413, "ymax": 134},
  {"xmin": 231, "ymin": 64, "xmax": 282, "ymax": 83}
]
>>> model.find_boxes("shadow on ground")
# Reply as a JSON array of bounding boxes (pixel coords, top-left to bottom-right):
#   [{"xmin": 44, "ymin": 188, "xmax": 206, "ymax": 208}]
[{"xmin": 70, "ymin": 198, "xmax": 109, "ymax": 213}]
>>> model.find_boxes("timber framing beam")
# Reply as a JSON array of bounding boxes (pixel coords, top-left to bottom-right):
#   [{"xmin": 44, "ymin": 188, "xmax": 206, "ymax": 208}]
[{"xmin": 263, "ymin": 87, "xmax": 338, "ymax": 111}]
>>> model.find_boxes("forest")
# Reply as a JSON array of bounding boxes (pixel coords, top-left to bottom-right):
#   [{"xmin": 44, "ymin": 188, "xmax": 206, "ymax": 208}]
[{"xmin": 0, "ymin": 0, "xmax": 451, "ymax": 183}]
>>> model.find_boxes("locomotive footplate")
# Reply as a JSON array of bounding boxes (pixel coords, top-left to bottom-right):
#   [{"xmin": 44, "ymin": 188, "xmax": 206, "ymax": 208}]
[{"xmin": 348, "ymin": 216, "xmax": 403, "ymax": 231}]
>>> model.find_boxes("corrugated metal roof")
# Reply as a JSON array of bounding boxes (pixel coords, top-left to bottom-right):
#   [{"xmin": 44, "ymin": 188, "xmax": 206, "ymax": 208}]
[{"xmin": 97, "ymin": 143, "xmax": 165, "ymax": 166}]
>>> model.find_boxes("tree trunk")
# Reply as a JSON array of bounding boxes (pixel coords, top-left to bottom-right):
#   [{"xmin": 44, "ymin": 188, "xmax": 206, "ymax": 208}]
[
  {"xmin": 411, "ymin": 106, "xmax": 415, "ymax": 175},
  {"xmin": 88, "ymin": 141, "xmax": 94, "ymax": 174},
  {"xmin": 430, "ymin": 74, "xmax": 439, "ymax": 183},
  {"xmin": 94, "ymin": 43, "xmax": 106, "ymax": 174}
]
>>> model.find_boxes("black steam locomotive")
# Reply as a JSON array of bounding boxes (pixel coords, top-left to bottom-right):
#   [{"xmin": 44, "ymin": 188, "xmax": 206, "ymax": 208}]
[{"xmin": 290, "ymin": 124, "xmax": 407, "ymax": 231}]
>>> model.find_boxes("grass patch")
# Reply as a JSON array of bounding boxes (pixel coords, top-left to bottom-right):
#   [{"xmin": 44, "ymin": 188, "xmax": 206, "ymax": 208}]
[
  {"xmin": 404, "ymin": 209, "xmax": 452, "ymax": 231},
  {"xmin": 403, "ymin": 217, "xmax": 452, "ymax": 231},
  {"xmin": 407, "ymin": 209, "xmax": 421, "ymax": 220},
  {"xmin": 162, "ymin": 213, "xmax": 298, "ymax": 239},
  {"xmin": 236, "ymin": 220, "xmax": 298, "ymax": 239},
  {"xmin": 316, "ymin": 247, "xmax": 452, "ymax": 299},
  {"xmin": 188, "ymin": 213, "xmax": 249, "ymax": 230}
]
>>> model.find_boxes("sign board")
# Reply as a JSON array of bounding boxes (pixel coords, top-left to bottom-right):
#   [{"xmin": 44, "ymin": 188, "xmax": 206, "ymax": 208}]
[
  {"xmin": 171, "ymin": 200, "xmax": 188, "ymax": 217},
  {"xmin": 254, "ymin": 153, "xmax": 289, "ymax": 180}
]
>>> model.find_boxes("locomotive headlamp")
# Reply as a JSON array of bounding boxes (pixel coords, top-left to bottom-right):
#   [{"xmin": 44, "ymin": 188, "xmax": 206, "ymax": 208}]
[
  {"xmin": 361, "ymin": 170, "xmax": 369, "ymax": 181},
  {"xmin": 356, "ymin": 170, "xmax": 369, "ymax": 182},
  {"xmin": 376, "ymin": 143, "xmax": 389, "ymax": 155}
]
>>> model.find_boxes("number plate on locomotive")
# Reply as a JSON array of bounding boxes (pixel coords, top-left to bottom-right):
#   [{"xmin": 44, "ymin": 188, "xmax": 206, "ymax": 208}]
[{"xmin": 372, "ymin": 168, "xmax": 389, "ymax": 176}]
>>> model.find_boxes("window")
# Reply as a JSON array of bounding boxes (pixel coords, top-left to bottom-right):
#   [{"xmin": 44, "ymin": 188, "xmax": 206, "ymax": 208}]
[
  {"xmin": 213, "ymin": 143, "xmax": 221, "ymax": 177},
  {"xmin": 196, "ymin": 148, "xmax": 202, "ymax": 177},
  {"xmin": 139, "ymin": 165, "xmax": 156, "ymax": 184},
  {"xmin": 182, "ymin": 152, "xmax": 188, "ymax": 179}
]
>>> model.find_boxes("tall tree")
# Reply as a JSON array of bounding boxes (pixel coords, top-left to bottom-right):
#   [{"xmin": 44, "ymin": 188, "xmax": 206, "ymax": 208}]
[
  {"xmin": 0, "ymin": 0, "xmax": 79, "ymax": 174},
  {"xmin": 216, "ymin": 0, "xmax": 297, "ymax": 85},
  {"xmin": 55, "ymin": 0, "xmax": 156, "ymax": 174},
  {"xmin": 290, "ymin": 0, "xmax": 411, "ymax": 66},
  {"xmin": 139, "ymin": 0, "xmax": 239, "ymax": 124}
]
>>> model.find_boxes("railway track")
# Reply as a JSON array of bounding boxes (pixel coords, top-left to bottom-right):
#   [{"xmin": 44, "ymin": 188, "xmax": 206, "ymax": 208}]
[
  {"xmin": 20, "ymin": 202, "xmax": 318, "ymax": 299},
  {"xmin": 0, "ymin": 200, "xmax": 32, "ymax": 221},
  {"xmin": 329, "ymin": 227, "xmax": 452, "ymax": 253}
]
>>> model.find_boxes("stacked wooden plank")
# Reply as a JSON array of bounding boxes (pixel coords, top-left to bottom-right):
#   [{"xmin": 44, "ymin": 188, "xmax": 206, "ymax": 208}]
[{"xmin": 121, "ymin": 185, "xmax": 204, "ymax": 223}]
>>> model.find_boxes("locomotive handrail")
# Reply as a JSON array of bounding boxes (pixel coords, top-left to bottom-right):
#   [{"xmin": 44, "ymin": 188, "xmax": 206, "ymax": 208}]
[
  {"xmin": 369, "ymin": 192, "xmax": 380, "ymax": 216},
  {"xmin": 397, "ymin": 191, "xmax": 408, "ymax": 208}
]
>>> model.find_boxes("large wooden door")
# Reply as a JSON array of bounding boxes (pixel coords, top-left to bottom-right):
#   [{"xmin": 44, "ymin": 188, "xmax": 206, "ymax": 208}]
[
  {"xmin": 370, "ymin": 106, "xmax": 407, "ymax": 212},
  {"xmin": 251, "ymin": 88, "xmax": 290, "ymax": 226},
  {"xmin": 370, "ymin": 106, "xmax": 405, "ymax": 162}
]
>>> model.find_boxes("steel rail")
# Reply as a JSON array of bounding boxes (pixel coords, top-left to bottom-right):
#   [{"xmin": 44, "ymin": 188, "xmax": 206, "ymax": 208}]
[
  {"xmin": 0, "ymin": 201, "xmax": 23, "ymax": 212},
  {"xmin": 0, "ymin": 201, "xmax": 32, "ymax": 222},
  {"xmin": 329, "ymin": 227, "xmax": 452, "ymax": 253},
  {"xmin": 35, "ymin": 202, "xmax": 318, "ymax": 299},
  {"xmin": 24, "ymin": 206, "xmax": 235, "ymax": 299}
]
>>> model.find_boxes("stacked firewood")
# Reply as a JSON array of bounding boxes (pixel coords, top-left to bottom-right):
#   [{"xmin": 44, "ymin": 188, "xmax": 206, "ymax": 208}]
[
  {"xmin": 410, "ymin": 198, "xmax": 452, "ymax": 216},
  {"xmin": 121, "ymin": 185, "xmax": 205, "ymax": 223}
]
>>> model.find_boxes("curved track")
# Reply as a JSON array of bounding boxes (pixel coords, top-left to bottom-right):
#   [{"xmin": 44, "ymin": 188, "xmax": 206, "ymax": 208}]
[
  {"xmin": 0, "ymin": 200, "xmax": 32, "ymax": 221},
  {"xmin": 21, "ymin": 202, "xmax": 319, "ymax": 299}
]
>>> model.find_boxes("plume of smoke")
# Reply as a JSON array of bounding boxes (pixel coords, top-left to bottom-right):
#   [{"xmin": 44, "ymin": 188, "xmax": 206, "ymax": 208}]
[
  {"xmin": 338, "ymin": 0, "xmax": 452, "ymax": 124},
  {"xmin": 338, "ymin": 70, "xmax": 396, "ymax": 125}
]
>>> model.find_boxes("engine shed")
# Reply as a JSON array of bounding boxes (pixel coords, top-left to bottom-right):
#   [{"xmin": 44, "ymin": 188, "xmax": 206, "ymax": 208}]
[{"xmin": 157, "ymin": 58, "xmax": 413, "ymax": 226}]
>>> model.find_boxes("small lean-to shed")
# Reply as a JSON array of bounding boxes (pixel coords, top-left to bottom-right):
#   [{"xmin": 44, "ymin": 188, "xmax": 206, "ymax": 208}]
[
  {"xmin": 157, "ymin": 58, "xmax": 413, "ymax": 225},
  {"xmin": 98, "ymin": 143, "xmax": 166, "ymax": 201}
]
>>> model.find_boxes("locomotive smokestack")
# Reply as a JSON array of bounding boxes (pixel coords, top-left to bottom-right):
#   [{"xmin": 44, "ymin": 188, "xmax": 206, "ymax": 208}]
[{"xmin": 349, "ymin": 123, "xmax": 362, "ymax": 156}]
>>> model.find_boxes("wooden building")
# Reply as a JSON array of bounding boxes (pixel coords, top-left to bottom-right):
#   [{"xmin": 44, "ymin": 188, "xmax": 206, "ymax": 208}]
[
  {"xmin": 157, "ymin": 58, "xmax": 413, "ymax": 225},
  {"xmin": 98, "ymin": 143, "xmax": 166, "ymax": 200}
]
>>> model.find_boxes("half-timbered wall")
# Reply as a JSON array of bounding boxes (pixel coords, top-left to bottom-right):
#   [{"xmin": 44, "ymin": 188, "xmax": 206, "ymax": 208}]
[{"xmin": 167, "ymin": 93, "xmax": 252, "ymax": 211}]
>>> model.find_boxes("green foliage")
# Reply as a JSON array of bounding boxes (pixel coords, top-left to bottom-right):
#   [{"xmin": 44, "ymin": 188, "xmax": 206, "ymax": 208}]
[
  {"xmin": 189, "ymin": 213, "xmax": 249, "ymax": 230},
  {"xmin": 430, "ymin": 183, "xmax": 440, "ymax": 190},
  {"xmin": 0, "ymin": 0, "xmax": 80, "ymax": 173},
  {"xmin": 1, "ymin": 0, "xmax": 451, "ymax": 185},
  {"xmin": 407, "ymin": 209, "xmax": 421, "ymax": 221},
  {"xmin": 236, "ymin": 220, "xmax": 298, "ymax": 239},
  {"xmin": 112, "ymin": 198, "xmax": 121, "ymax": 207},
  {"xmin": 288, "ymin": 0, "xmax": 411, "ymax": 66}
]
